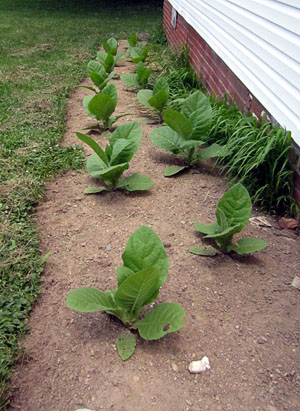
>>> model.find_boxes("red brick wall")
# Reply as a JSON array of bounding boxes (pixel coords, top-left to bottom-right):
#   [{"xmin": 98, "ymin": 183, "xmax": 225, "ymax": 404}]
[{"xmin": 163, "ymin": 0, "xmax": 300, "ymax": 213}]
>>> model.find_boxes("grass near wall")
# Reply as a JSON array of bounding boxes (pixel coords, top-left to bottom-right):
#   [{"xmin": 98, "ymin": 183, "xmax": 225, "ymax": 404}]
[{"xmin": 0, "ymin": 0, "xmax": 162, "ymax": 405}]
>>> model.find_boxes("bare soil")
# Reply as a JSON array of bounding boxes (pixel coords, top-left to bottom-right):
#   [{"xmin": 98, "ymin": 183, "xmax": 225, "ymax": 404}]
[{"xmin": 8, "ymin": 42, "xmax": 300, "ymax": 411}]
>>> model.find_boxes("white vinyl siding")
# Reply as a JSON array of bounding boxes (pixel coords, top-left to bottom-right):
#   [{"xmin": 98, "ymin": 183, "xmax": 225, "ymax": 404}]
[{"xmin": 168, "ymin": 0, "xmax": 300, "ymax": 145}]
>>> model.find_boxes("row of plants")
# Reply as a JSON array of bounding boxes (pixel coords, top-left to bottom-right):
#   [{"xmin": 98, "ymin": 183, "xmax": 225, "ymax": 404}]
[
  {"xmin": 148, "ymin": 42, "xmax": 298, "ymax": 216},
  {"xmin": 0, "ymin": 0, "xmax": 163, "ymax": 403},
  {"xmin": 66, "ymin": 35, "xmax": 268, "ymax": 359}
]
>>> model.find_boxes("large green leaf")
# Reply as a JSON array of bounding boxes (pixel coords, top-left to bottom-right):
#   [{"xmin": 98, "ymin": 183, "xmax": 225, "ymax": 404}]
[
  {"xmin": 117, "ymin": 266, "xmax": 135, "ymax": 287},
  {"xmin": 84, "ymin": 186, "xmax": 109, "ymax": 194},
  {"xmin": 136, "ymin": 303, "xmax": 185, "ymax": 340},
  {"xmin": 216, "ymin": 208, "xmax": 229, "ymax": 231},
  {"xmin": 148, "ymin": 90, "xmax": 168, "ymax": 112},
  {"xmin": 94, "ymin": 163, "xmax": 129, "ymax": 181},
  {"xmin": 115, "ymin": 51, "xmax": 125, "ymax": 63},
  {"xmin": 149, "ymin": 126, "xmax": 186, "ymax": 155},
  {"xmin": 89, "ymin": 72, "xmax": 106, "ymax": 87},
  {"xmin": 88, "ymin": 93, "xmax": 116, "ymax": 122},
  {"xmin": 182, "ymin": 91, "xmax": 211, "ymax": 118},
  {"xmin": 195, "ymin": 221, "xmax": 220, "ymax": 235},
  {"xmin": 131, "ymin": 47, "xmax": 149, "ymax": 63},
  {"xmin": 136, "ymin": 62, "xmax": 152, "ymax": 85},
  {"xmin": 117, "ymin": 174, "xmax": 154, "ymax": 191},
  {"xmin": 189, "ymin": 107, "xmax": 212, "ymax": 140},
  {"xmin": 128, "ymin": 34, "xmax": 138, "ymax": 47},
  {"xmin": 102, "ymin": 83, "xmax": 117, "ymax": 105},
  {"xmin": 229, "ymin": 237, "xmax": 267, "ymax": 255},
  {"xmin": 67, "ymin": 288, "xmax": 116, "ymax": 312},
  {"xmin": 96, "ymin": 51, "xmax": 106, "ymax": 64},
  {"xmin": 164, "ymin": 165, "xmax": 187, "ymax": 177},
  {"xmin": 76, "ymin": 133, "xmax": 109, "ymax": 165},
  {"xmin": 103, "ymin": 37, "xmax": 118, "ymax": 55},
  {"xmin": 197, "ymin": 143, "xmax": 228, "ymax": 161},
  {"xmin": 104, "ymin": 53, "xmax": 115, "ymax": 73},
  {"xmin": 137, "ymin": 89, "xmax": 153, "ymax": 110},
  {"xmin": 153, "ymin": 77, "xmax": 169, "ymax": 96},
  {"xmin": 217, "ymin": 183, "xmax": 252, "ymax": 229},
  {"xmin": 109, "ymin": 121, "xmax": 142, "ymax": 146},
  {"xmin": 120, "ymin": 73, "xmax": 140, "ymax": 88},
  {"xmin": 121, "ymin": 226, "xmax": 168, "ymax": 286},
  {"xmin": 205, "ymin": 223, "xmax": 244, "ymax": 241},
  {"xmin": 163, "ymin": 109, "xmax": 193, "ymax": 140},
  {"xmin": 83, "ymin": 95, "xmax": 96, "ymax": 118},
  {"xmin": 110, "ymin": 139, "xmax": 139, "ymax": 165},
  {"xmin": 115, "ymin": 267, "xmax": 160, "ymax": 319},
  {"xmin": 189, "ymin": 246, "xmax": 220, "ymax": 256},
  {"xmin": 116, "ymin": 333, "xmax": 136, "ymax": 360},
  {"xmin": 87, "ymin": 60, "xmax": 105, "ymax": 76},
  {"xmin": 86, "ymin": 152, "xmax": 106, "ymax": 175},
  {"xmin": 86, "ymin": 153, "xmax": 128, "ymax": 180}
]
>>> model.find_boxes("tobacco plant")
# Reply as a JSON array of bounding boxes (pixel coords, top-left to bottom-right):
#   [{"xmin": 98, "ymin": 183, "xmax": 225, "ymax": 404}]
[
  {"xmin": 149, "ymin": 91, "xmax": 228, "ymax": 176},
  {"xmin": 97, "ymin": 51, "xmax": 125, "ymax": 72},
  {"xmin": 189, "ymin": 183, "xmax": 268, "ymax": 256},
  {"xmin": 121, "ymin": 61, "xmax": 152, "ymax": 89},
  {"xmin": 137, "ymin": 77, "xmax": 170, "ymax": 122},
  {"xmin": 76, "ymin": 121, "xmax": 153, "ymax": 193},
  {"xmin": 79, "ymin": 60, "xmax": 115, "ymax": 94},
  {"xmin": 83, "ymin": 83, "xmax": 128, "ymax": 130},
  {"xmin": 126, "ymin": 33, "xmax": 147, "ymax": 52},
  {"xmin": 67, "ymin": 226, "xmax": 185, "ymax": 360}
]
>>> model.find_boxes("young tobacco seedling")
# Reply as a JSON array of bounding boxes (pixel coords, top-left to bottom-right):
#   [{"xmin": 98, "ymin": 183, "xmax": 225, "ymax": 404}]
[
  {"xmin": 189, "ymin": 183, "xmax": 268, "ymax": 256},
  {"xmin": 67, "ymin": 226, "xmax": 185, "ymax": 360},
  {"xmin": 76, "ymin": 121, "xmax": 153, "ymax": 194},
  {"xmin": 137, "ymin": 77, "xmax": 170, "ymax": 122},
  {"xmin": 126, "ymin": 33, "xmax": 148, "ymax": 51},
  {"xmin": 150, "ymin": 91, "xmax": 228, "ymax": 177},
  {"xmin": 97, "ymin": 51, "xmax": 125, "ymax": 72},
  {"xmin": 121, "ymin": 61, "xmax": 152, "ymax": 89},
  {"xmin": 79, "ymin": 60, "xmax": 115, "ymax": 94},
  {"xmin": 83, "ymin": 83, "xmax": 128, "ymax": 130},
  {"xmin": 128, "ymin": 46, "xmax": 150, "ymax": 63}
]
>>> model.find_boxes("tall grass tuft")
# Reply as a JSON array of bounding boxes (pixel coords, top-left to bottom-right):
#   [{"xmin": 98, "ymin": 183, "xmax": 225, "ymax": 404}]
[{"xmin": 206, "ymin": 96, "xmax": 298, "ymax": 215}]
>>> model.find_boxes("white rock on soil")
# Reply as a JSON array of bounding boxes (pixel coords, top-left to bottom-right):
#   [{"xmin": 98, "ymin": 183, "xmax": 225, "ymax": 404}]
[
  {"xmin": 188, "ymin": 356, "xmax": 210, "ymax": 374},
  {"xmin": 291, "ymin": 276, "xmax": 300, "ymax": 290}
]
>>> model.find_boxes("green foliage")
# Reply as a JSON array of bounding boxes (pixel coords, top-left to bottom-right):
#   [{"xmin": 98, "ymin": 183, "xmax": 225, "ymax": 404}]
[
  {"xmin": 150, "ymin": 91, "xmax": 228, "ymax": 175},
  {"xmin": 0, "ymin": 0, "xmax": 162, "ymax": 400},
  {"xmin": 121, "ymin": 62, "xmax": 152, "ymax": 89},
  {"xmin": 129, "ymin": 46, "xmax": 150, "ymax": 63},
  {"xmin": 97, "ymin": 50, "xmax": 125, "ymax": 71},
  {"xmin": 83, "ymin": 83, "xmax": 128, "ymax": 130},
  {"xmin": 206, "ymin": 98, "xmax": 298, "ymax": 215},
  {"xmin": 67, "ymin": 226, "xmax": 185, "ymax": 359},
  {"xmin": 102, "ymin": 37, "xmax": 118, "ymax": 56},
  {"xmin": 137, "ymin": 77, "xmax": 170, "ymax": 121},
  {"xmin": 189, "ymin": 183, "xmax": 268, "ymax": 256},
  {"xmin": 76, "ymin": 122, "xmax": 153, "ymax": 193},
  {"xmin": 126, "ymin": 34, "xmax": 148, "ymax": 54},
  {"xmin": 79, "ymin": 60, "xmax": 115, "ymax": 93}
]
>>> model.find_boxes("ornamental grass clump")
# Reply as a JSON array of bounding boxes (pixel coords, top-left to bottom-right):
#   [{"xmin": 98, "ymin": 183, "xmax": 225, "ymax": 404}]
[{"xmin": 67, "ymin": 226, "xmax": 185, "ymax": 360}]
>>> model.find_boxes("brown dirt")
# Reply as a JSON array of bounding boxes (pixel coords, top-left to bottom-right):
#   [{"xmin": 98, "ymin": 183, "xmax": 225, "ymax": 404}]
[{"xmin": 8, "ymin": 42, "xmax": 300, "ymax": 411}]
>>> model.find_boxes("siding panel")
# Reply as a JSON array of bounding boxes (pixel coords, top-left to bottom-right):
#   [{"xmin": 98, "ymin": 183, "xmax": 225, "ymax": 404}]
[{"xmin": 168, "ymin": 0, "xmax": 300, "ymax": 145}]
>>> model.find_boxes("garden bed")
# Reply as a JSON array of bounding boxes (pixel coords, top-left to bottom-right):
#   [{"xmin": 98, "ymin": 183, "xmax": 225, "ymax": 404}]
[{"xmin": 8, "ymin": 42, "xmax": 300, "ymax": 411}]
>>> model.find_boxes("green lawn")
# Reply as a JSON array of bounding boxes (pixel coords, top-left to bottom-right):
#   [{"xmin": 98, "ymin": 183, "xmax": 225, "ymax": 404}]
[{"xmin": 0, "ymin": 0, "xmax": 162, "ymax": 405}]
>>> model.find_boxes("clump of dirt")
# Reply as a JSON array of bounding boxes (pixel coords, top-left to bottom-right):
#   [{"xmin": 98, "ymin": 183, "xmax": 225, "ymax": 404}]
[{"xmin": 8, "ymin": 42, "xmax": 300, "ymax": 411}]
